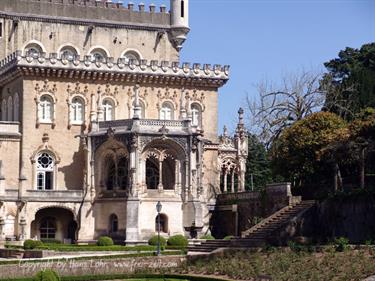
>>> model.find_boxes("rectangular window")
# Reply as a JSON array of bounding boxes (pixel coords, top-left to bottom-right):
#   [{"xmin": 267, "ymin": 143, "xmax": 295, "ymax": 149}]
[
  {"xmin": 37, "ymin": 172, "xmax": 44, "ymax": 190},
  {"xmin": 0, "ymin": 22, "xmax": 2, "ymax": 38},
  {"xmin": 45, "ymin": 171, "xmax": 53, "ymax": 190}
]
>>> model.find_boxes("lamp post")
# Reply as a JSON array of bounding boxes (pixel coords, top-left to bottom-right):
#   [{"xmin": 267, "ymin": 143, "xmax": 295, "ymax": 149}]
[{"xmin": 156, "ymin": 201, "xmax": 162, "ymax": 256}]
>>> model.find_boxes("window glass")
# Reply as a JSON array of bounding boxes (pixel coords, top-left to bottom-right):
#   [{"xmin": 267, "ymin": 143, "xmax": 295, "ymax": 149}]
[
  {"xmin": 160, "ymin": 103, "xmax": 173, "ymax": 120},
  {"xmin": 36, "ymin": 152, "xmax": 54, "ymax": 190},
  {"xmin": 39, "ymin": 95, "xmax": 53, "ymax": 122},
  {"xmin": 71, "ymin": 97, "xmax": 84, "ymax": 123},
  {"xmin": 102, "ymin": 99, "xmax": 114, "ymax": 121}
]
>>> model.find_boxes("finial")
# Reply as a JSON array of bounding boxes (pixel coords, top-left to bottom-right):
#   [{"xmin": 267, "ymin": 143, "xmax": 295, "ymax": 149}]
[
  {"xmin": 223, "ymin": 125, "xmax": 228, "ymax": 137},
  {"xmin": 238, "ymin": 107, "xmax": 244, "ymax": 125}
]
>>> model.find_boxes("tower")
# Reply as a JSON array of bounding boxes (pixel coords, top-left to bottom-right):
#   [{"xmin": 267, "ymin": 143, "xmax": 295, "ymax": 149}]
[{"xmin": 170, "ymin": 0, "xmax": 190, "ymax": 51}]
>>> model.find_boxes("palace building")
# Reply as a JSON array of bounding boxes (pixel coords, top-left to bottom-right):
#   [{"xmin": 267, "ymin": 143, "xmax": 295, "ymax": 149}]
[{"xmin": 0, "ymin": 0, "xmax": 248, "ymax": 244}]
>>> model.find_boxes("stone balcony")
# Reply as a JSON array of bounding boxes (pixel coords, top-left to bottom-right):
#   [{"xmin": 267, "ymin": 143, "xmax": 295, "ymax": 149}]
[
  {"xmin": 0, "ymin": 121, "xmax": 21, "ymax": 138},
  {"xmin": 23, "ymin": 190, "xmax": 84, "ymax": 202},
  {"xmin": 98, "ymin": 118, "xmax": 195, "ymax": 135}
]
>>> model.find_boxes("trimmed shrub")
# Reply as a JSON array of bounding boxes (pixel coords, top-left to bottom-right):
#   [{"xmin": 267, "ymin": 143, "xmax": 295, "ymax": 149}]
[
  {"xmin": 200, "ymin": 234, "xmax": 215, "ymax": 240},
  {"xmin": 223, "ymin": 235, "xmax": 234, "ymax": 240},
  {"xmin": 96, "ymin": 236, "xmax": 114, "ymax": 246},
  {"xmin": 24, "ymin": 239, "xmax": 44, "ymax": 250},
  {"xmin": 148, "ymin": 235, "xmax": 167, "ymax": 246},
  {"xmin": 167, "ymin": 235, "xmax": 188, "ymax": 247},
  {"xmin": 33, "ymin": 269, "xmax": 60, "ymax": 281},
  {"xmin": 335, "ymin": 237, "xmax": 349, "ymax": 252},
  {"xmin": 41, "ymin": 239, "xmax": 62, "ymax": 244}
]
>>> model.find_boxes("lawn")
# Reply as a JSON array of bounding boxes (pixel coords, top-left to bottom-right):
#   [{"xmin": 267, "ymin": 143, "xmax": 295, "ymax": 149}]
[{"xmin": 174, "ymin": 247, "xmax": 375, "ymax": 281}]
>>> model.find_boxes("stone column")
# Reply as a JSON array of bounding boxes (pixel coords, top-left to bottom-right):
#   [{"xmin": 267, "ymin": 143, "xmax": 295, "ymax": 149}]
[
  {"xmin": 157, "ymin": 159, "xmax": 163, "ymax": 192},
  {"xmin": 231, "ymin": 171, "xmax": 235, "ymax": 193},
  {"xmin": 223, "ymin": 170, "xmax": 228, "ymax": 193},
  {"xmin": 175, "ymin": 160, "xmax": 181, "ymax": 195}
]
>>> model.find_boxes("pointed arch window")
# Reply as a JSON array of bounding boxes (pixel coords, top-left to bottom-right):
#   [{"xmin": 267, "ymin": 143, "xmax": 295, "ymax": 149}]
[
  {"xmin": 39, "ymin": 95, "xmax": 54, "ymax": 123},
  {"xmin": 7, "ymin": 96, "xmax": 13, "ymax": 121},
  {"xmin": 70, "ymin": 97, "xmax": 85, "ymax": 124},
  {"xmin": 36, "ymin": 152, "xmax": 55, "ymax": 190},
  {"xmin": 160, "ymin": 102, "xmax": 174, "ymax": 120},
  {"xmin": 13, "ymin": 93, "xmax": 19, "ymax": 122},
  {"xmin": 1, "ymin": 99, "xmax": 6, "ymax": 121},
  {"xmin": 191, "ymin": 103, "xmax": 202, "ymax": 127},
  {"xmin": 102, "ymin": 99, "xmax": 114, "ymax": 121}
]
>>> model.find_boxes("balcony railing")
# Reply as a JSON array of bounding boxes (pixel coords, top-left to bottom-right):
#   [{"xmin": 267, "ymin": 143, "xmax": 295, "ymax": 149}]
[
  {"xmin": 23, "ymin": 190, "xmax": 84, "ymax": 202},
  {"xmin": 98, "ymin": 118, "xmax": 190, "ymax": 132}
]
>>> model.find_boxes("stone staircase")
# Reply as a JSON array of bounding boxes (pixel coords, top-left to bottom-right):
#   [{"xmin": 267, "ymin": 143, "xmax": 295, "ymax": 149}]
[{"xmin": 188, "ymin": 200, "xmax": 315, "ymax": 253}]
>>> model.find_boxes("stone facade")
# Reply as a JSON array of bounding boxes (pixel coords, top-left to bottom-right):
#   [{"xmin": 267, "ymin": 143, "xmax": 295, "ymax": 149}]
[{"xmin": 0, "ymin": 0, "xmax": 247, "ymax": 244}]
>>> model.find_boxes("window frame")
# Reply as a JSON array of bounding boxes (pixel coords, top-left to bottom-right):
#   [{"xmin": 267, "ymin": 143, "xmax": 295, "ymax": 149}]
[
  {"xmin": 160, "ymin": 102, "xmax": 174, "ymax": 120},
  {"xmin": 35, "ymin": 152, "xmax": 55, "ymax": 191},
  {"xmin": 38, "ymin": 95, "xmax": 54, "ymax": 123}
]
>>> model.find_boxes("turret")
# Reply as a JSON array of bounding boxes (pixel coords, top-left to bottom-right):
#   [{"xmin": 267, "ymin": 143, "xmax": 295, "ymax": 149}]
[{"xmin": 170, "ymin": 0, "xmax": 190, "ymax": 51}]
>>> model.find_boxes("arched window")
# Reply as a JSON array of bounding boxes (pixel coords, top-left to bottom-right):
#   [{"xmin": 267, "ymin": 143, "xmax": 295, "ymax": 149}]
[
  {"xmin": 60, "ymin": 46, "xmax": 78, "ymax": 61},
  {"xmin": 7, "ymin": 96, "xmax": 13, "ymax": 121},
  {"xmin": 155, "ymin": 214, "xmax": 168, "ymax": 233},
  {"xmin": 109, "ymin": 214, "xmax": 118, "ymax": 233},
  {"xmin": 160, "ymin": 102, "xmax": 174, "ymax": 120},
  {"xmin": 191, "ymin": 103, "xmax": 202, "ymax": 127},
  {"xmin": 36, "ymin": 152, "xmax": 54, "ymax": 190},
  {"xmin": 1, "ymin": 99, "xmax": 6, "ymax": 121},
  {"xmin": 146, "ymin": 157, "xmax": 159, "ymax": 189},
  {"xmin": 105, "ymin": 156, "xmax": 116, "ymax": 191},
  {"xmin": 40, "ymin": 217, "xmax": 56, "ymax": 239},
  {"xmin": 123, "ymin": 51, "xmax": 141, "ymax": 63},
  {"xmin": 117, "ymin": 156, "xmax": 129, "ymax": 190},
  {"xmin": 25, "ymin": 43, "xmax": 43, "ymax": 58},
  {"xmin": 162, "ymin": 157, "xmax": 175, "ymax": 190},
  {"xmin": 13, "ymin": 93, "xmax": 19, "ymax": 122},
  {"xmin": 38, "ymin": 95, "xmax": 53, "ymax": 122},
  {"xmin": 70, "ymin": 97, "xmax": 85, "ymax": 124},
  {"xmin": 90, "ymin": 48, "xmax": 108, "ymax": 62},
  {"xmin": 102, "ymin": 99, "xmax": 114, "ymax": 121}
]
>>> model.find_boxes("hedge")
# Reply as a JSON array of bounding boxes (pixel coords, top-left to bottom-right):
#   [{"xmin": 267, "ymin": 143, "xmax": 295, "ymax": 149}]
[
  {"xmin": 148, "ymin": 235, "xmax": 167, "ymax": 246},
  {"xmin": 33, "ymin": 269, "xmax": 60, "ymax": 281},
  {"xmin": 96, "ymin": 236, "xmax": 114, "ymax": 246},
  {"xmin": 24, "ymin": 240, "xmax": 44, "ymax": 250},
  {"xmin": 200, "ymin": 234, "xmax": 215, "ymax": 240},
  {"xmin": 167, "ymin": 235, "xmax": 188, "ymax": 247}
]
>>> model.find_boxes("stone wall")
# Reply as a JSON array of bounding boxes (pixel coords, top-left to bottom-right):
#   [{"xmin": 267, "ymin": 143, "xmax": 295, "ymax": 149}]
[{"xmin": 211, "ymin": 183, "xmax": 297, "ymax": 239}]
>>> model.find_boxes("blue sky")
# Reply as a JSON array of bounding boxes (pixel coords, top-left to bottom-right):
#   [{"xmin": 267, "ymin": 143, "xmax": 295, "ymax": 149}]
[{"xmin": 125, "ymin": 0, "xmax": 374, "ymax": 132}]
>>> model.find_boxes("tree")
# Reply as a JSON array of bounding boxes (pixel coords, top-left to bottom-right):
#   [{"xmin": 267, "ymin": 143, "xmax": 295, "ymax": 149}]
[
  {"xmin": 247, "ymin": 70, "xmax": 325, "ymax": 147},
  {"xmin": 321, "ymin": 43, "xmax": 375, "ymax": 120},
  {"xmin": 245, "ymin": 134, "xmax": 272, "ymax": 191},
  {"xmin": 270, "ymin": 111, "xmax": 348, "ymax": 189}
]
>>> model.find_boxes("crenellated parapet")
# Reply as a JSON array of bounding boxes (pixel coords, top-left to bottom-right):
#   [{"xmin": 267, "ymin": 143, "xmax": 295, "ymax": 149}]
[
  {"xmin": 0, "ymin": 0, "xmax": 171, "ymax": 30},
  {"xmin": 0, "ymin": 51, "xmax": 230, "ymax": 87}
]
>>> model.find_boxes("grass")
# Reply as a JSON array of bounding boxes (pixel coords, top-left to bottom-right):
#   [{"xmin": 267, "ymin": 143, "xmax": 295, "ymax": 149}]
[{"xmin": 173, "ymin": 248, "xmax": 375, "ymax": 281}]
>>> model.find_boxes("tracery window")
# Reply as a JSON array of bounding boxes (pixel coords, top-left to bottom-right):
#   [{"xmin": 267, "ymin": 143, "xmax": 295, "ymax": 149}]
[
  {"xmin": 36, "ymin": 152, "xmax": 54, "ymax": 190},
  {"xmin": 160, "ymin": 102, "xmax": 174, "ymax": 120},
  {"xmin": 40, "ymin": 217, "xmax": 56, "ymax": 239},
  {"xmin": 146, "ymin": 157, "xmax": 159, "ymax": 189},
  {"xmin": 13, "ymin": 93, "xmax": 19, "ymax": 122},
  {"xmin": 117, "ymin": 156, "xmax": 129, "ymax": 189},
  {"xmin": 102, "ymin": 99, "xmax": 114, "ymax": 121},
  {"xmin": 38, "ymin": 95, "xmax": 54, "ymax": 123},
  {"xmin": 102, "ymin": 153, "xmax": 129, "ymax": 191},
  {"xmin": 70, "ymin": 97, "xmax": 84, "ymax": 124},
  {"xmin": 7, "ymin": 96, "xmax": 13, "ymax": 121},
  {"xmin": 1, "ymin": 99, "xmax": 6, "ymax": 121},
  {"xmin": 191, "ymin": 103, "xmax": 202, "ymax": 127}
]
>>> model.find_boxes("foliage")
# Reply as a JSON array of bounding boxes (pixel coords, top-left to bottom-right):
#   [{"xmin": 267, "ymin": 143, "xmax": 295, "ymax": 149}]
[
  {"xmin": 33, "ymin": 269, "xmax": 60, "ymax": 281},
  {"xmin": 40, "ymin": 239, "xmax": 62, "ymax": 244},
  {"xmin": 24, "ymin": 239, "xmax": 44, "ymax": 250},
  {"xmin": 199, "ymin": 234, "xmax": 215, "ymax": 240},
  {"xmin": 148, "ymin": 235, "xmax": 167, "ymax": 246},
  {"xmin": 245, "ymin": 134, "xmax": 272, "ymax": 191},
  {"xmin": 167, "ymin": 235, "xmax": 188, "ymax": 247},
  {"xmin": 223, "ymin": 235, "xmax": 234, "ymax": 240},
  {"xmin": 321, "ymin": 43, "xmax": 375, "ymax": 120},
  {"xmin": 25, "ymin": 243, "xmax": 157, "ymax": 252},
  {"xmin": 334, "ymin": 237, "xmax": 350, "ymax": 252},
  {"xmin": 247, "ymin": 70, "xmax": 324, "ymax": 146},
  {"xmin": 270, "ymin": 111, "xmax": 347, "ymax": 187},
  {"xmin": 96, "ymin": 236, "xmax": 114, "ymax": 246}
]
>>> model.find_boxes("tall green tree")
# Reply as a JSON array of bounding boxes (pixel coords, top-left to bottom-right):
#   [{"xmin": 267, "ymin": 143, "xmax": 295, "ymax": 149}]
[
  {"xmin": 321, "ymin": 43, "xmax": 375, "ymax": 120},
  {"xmin": 245, "ymin": 134, "xmax": 272, "ymax": 191},
  {"xmin": 270, "ymin": 112, "xmax": 348, "ymax": 189}
]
